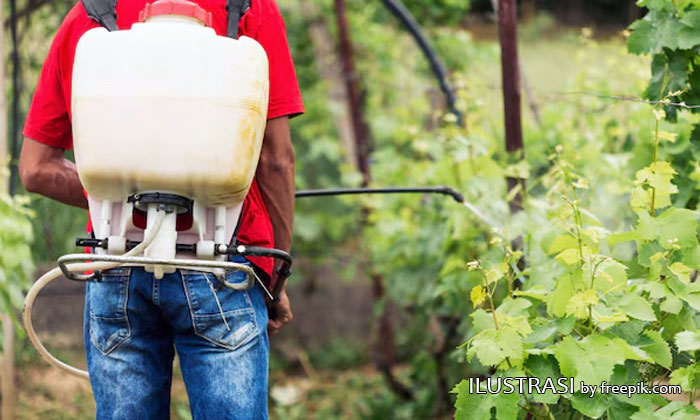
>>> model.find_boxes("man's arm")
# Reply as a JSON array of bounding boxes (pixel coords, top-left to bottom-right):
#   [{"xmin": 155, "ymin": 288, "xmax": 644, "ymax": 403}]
[
  {"xmin": 256, "ymin": 116, "xmax": 295, "ymax": 334},
  {"xmin": 18, "ymin": 137, "xmax": 88, "ymax": 208},
  {"xmin": 257, "ymin": 117, "xmax": 295, "ymax": 252}
]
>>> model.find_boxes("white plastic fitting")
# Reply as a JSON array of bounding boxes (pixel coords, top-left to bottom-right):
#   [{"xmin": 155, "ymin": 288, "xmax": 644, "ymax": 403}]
[
  {"xmin": 144, "ymin": 204, "xmax": 178, "ymax": 278},
  {"xmin": 107, "ymin": 236, "xmax": 127, "ymax": 254},
  {"xmin": 196, "ymin": 240, "xmax": 216, "ymax": 259}
]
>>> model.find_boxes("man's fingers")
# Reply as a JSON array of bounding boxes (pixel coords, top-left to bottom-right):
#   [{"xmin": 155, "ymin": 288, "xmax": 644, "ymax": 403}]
[
  {"xmin": 268, "ymin": 319, "xmax": 282, "ymax": 335},
  {"xmin": 267, "ymin": 291, "xmax": 292, "ymax": 335}
]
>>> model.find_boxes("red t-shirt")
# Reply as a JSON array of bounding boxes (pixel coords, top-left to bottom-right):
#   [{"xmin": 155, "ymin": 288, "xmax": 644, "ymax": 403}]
[{"xmin": 23, "ymin": 0, "xmax": 304, "ymax": 279}]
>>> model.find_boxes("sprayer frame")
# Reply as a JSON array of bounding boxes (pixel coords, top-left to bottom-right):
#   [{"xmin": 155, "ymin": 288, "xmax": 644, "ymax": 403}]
[{"xmin": 57, "ymin": 254, "xmax": 258, "ymax": 290}]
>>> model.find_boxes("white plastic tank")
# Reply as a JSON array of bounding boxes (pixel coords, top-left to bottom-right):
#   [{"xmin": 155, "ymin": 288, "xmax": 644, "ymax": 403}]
[{"xmin": 72, "ymin": 0, "xmax": 270, "ymax": 207}]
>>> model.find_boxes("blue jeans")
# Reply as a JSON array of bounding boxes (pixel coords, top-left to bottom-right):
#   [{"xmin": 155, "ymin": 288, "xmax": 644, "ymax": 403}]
[{"xmin": 83, "ymin": 256, "xmax": 269, "ymax": 420}]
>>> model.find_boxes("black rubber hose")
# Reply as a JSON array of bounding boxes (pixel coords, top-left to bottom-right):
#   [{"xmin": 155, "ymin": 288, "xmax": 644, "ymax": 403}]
[
  {"xmin": 228, "ymin": 245, "xmax": 292, "ymax": 266},
  {"xmin": 228, "ymin": 245, "xmax": 292, "ymax": 303},
  {"xmin": 295, "ymin": 186, "xmax": 464, "ymax": 204},
  {"xmin": 380, "ymin": 0, "xmax": 463, "ymax": 126}
]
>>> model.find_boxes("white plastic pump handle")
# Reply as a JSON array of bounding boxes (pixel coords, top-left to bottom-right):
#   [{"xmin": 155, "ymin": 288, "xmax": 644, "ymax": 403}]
[{"xmin": 23, "ymin": 211, "xmax": 167, "ymax": 379}]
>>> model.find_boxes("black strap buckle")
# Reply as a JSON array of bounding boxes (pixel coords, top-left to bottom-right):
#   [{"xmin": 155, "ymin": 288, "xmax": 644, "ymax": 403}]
[
  {"xmin": 226, "ymin": 0, "xmax": 251, "ymax": 38},
  {"xmin": 81, "ymin": 0, "xmax": 119, "ymax": 31}
]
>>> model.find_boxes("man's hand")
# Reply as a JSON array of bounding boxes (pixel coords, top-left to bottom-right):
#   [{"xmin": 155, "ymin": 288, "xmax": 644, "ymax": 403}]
[{"xmin": 268, "ymin": 289, "xmax": 293, "ymax": 335}]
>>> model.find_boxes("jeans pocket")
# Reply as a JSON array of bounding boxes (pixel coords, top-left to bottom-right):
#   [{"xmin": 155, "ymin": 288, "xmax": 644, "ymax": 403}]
[
  {"xmin": 192, "ymin": 309, "xmax": 259, "ymax": 350},
  {"xmin": 181, "ymin": 269, "xmax": 259, "ymax": 350},
  {"xmin": 88, "ymin": 268, "xmax": 131, "ymax": 355}
]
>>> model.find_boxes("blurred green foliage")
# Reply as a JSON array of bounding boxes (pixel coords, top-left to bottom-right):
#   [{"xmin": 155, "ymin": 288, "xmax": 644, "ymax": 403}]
[
  {"xmin": 402, "ymin": 0, "xmax": 471, "ymax": 26},
  {"xmin": 0, "ymin": 192, "xmax": 34, "ymax": 342}
]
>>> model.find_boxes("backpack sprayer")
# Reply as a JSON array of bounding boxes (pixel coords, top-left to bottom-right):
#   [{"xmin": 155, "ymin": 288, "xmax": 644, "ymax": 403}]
[{"xmin": 23, "ymin": 0, "xmax": 293, "ymax": 379}]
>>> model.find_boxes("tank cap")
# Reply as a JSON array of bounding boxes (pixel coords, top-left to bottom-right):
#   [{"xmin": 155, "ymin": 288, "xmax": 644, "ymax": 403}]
[{"xmin": 139, "ymin": 0, "xmax": 213, "ymax": 27}]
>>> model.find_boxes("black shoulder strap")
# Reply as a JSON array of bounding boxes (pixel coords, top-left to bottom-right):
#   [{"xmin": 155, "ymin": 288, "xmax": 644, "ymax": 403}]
[
  {"xmin": 81, "ymin": 0, "xmax": 119, "ymax": 31},
  {"xmin": 226, "ymin": 0, "xmax": 251, "ymax": 38},
  {"xmin": 81, "ymin": 0, "xmax": 248, "ymax": 37}
]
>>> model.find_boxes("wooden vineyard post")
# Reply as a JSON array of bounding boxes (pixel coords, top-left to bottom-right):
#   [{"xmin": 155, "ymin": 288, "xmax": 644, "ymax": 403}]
[
  {"xmin": 0, "ymin": 0, "xmax": 7, "ymax": 189},
  {"xmin": 334, "ymin": 0, "xmax": 372, "ymax": 187},
  {"xmin": 0, "ymin": 0, "xmax": 18, "ymax": 416},
  {"xmin": 1, "ymin": 318, "xmax": 15, "ymax": 420},
  {"xmin": 333, "ymin": 0, "xmax": 412, "ymax": 399},
  {"xmin": 498, "ymin": 0, "xmax": 524, "ymax": 213}
]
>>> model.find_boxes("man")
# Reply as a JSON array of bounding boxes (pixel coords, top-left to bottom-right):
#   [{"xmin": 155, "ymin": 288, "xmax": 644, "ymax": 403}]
[{"xmin": 19, "ymin": 0, "xmax": 303, "ymax": 418}]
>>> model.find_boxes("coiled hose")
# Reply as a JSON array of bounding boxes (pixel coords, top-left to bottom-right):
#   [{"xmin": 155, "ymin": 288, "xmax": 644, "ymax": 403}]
[{"xmin": 23, "ymin": 210, "xmax": 166, "ymax": 379}]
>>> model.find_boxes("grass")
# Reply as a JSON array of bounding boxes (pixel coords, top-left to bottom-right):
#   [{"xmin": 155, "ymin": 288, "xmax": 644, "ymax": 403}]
[{"xmin": 15, "ymin": 343, "xmax": 386, "ymax": 420}]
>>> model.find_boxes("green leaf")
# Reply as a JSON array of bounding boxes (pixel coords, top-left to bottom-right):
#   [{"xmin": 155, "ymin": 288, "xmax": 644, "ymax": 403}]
[
  {"xmin": 570, "ymin": 392, "xmax": 608, "ymax": 419},
  {"xmin": 654, "ymin": 15, "xmax": 683, "ymax": 51},
  {"xmin": 669, "ymin": 365, "xmax": 700, "ymax": 392},
  {"xmin": 642, "ymin": 281, "xmax": 670, "ymax": 299},
  {"xmin": 679, "ymin": 10, "xmax": 700, "ymax": 49},
  {"xmin": 592, "ymin": 303, "xmax": 630, "ymax": 329},
  {"xmin": 471, "ymin": 285, "xmax": 486, "ymax": 308},
  {"xmin": 631, "ymin": 400, "xmax": 700, "ymax": 420},
  {"xmin": 618, "ymin": 295, "xmax": 657, "ymax": 321},
  {"xmin": 675, "ymin": 330, "xmax": 700, "ymax": 351},
  {"xmin": 547, "ymin": 274, "xmax": 577, "ymax": 318},
  {"xmin": 628, "ymin": 20, "xmax": 656, "ymax": 55},
  {"xmin": 612, "ymin": 338, "xmax": 652, "ymax": 362},
  {"xmin": 645, "ymin": 51, "xmax": 689, "ymax": 104},
  {"xmin": 628, "ymin": 12, "xmax": 687, "ymax": 54},
  {"xmin": 556, "ymin": 248, "xmax": 580, "ymax": 266},
  {"xmin": 494, "ymin": 301, "xmax": 533, "ymax": 338},
  {"xmin": 670, "ymin": 262, "xmax": 693, "ymax": 283},
  {"xmin": 630, "ymin": 186, "xmax": 652, "ymax": 211},
  {"xmin": 607, "ymin": 399, "xmax": 642, "ymax": 420},
  {"xmin": 680, "ymin": 292, "xmax": 700, "ymax": 311},
  {"xmin": 548, "ymin": 235, "xmax": 579, "ymax": 255},
  {"xmin": 524, "ymin": 355, "xmax": 561, "ymax": 404},
  {"xmin": 452, "ymin": 378, "xmax": 520, "ymax": 420},
  {"xmin": 497, "ymin": 297, "xmax": 532, "ymax": 317},
  {"xmin": 566, "ymin": 289, "xmax": 599, "ymax": 319},
  {"xmin": 471, "ymin": 309, "xmax": 495, "ymax": 335},
  {"xmin": 633, "ymin": 162, "xmax": 678, "ymax": 211},
  {"xmin": 513, "ymin": 286, "xmax": 549, "ymax": 301},
  {"xmin": 671, "ymin": 277, "xmax": 700, "ymax": 311},
  {"xmin": 661, "ymin": 310, "xmax": 697, "ymax": 340},
  {"xmin": 484, "ymin": 265, "xmax": 506, "ymax": 285},
  {"xmin": 607, "ymin": 230, "xmax": 640, "ymax": 247},
  {"xmin": 524, "ymin": 321, "xmax": 558, "ymax": 344},
  {"xmin": 593, "ymin": 260, "xmax": 628, "ymax": 293},
  {"xmin": 500, "ymin": 315, "xmax": 532, "ymax": 338},
  {"xmin": 637, "ymin": 0, "xmax": 674, "ymax": 12},
  {"xmin": 468, "ymin": 327, "xmax": 523, "ymax": 367},
  {"xmin": 655, "ymin": 209, "xmax": 697, "ymax": 249},
  {"xmin": 556, "ymin": 316, "xmax": 575, "ymax": 335},
  {"xmin": 554, "ymin": 335, "xmax": 626, "ymax": 389},
  {"xmin": 640, "ymin": 330, "xmax": 673, "ymax": 369},
  {"xmin": 661, "ymin": 296, "xmax": 683, "ymax": 314},
  {"xmin": 683, "ymin": 244, "xmax": 700, "ymax": 269},
  {"xmin": 608, "ymin": 321, "xmax": 646, "ymax": 344}
]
